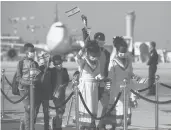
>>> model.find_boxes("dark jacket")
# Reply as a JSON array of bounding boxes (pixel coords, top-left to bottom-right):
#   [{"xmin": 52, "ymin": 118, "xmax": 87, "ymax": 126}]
[
  {"xmin": 39, "ymin": 66, "xmax": 53, "ymax": 100},
  {"xmin": 147, "ymin": 49, "xmax": 158, "ymax": 66},
  {"xmin": 51, "ymin": 67, "xmax": 69, "ymax": 98},
  {"xmin": 51, "ymin": 67, "xmax": 69, "ymax": 90},
  {"xmin": 100, "ymin": 47, "xmax": 110, "ymax": 78}
]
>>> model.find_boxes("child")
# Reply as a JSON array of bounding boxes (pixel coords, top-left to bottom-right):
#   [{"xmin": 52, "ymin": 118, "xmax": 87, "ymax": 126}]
[
  {"xmin": 16, "ymin": 43, "xmax": 41, "ymax": 130},
  {"xmin": 51, "ymin": 55, "xmax": 70, "ymax": 130}
]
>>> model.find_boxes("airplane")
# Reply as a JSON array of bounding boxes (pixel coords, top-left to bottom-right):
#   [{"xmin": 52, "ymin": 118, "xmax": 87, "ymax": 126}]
[{"xmin": 1, "ymin": 4, "xmax": 114, "ymax": 61}]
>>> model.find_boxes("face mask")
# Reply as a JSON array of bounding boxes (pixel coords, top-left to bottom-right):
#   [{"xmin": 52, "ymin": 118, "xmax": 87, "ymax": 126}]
[
  {"xmin": 55, "ymin": 64, "xmax": 62, "ymax": 69},
  {"xmin": 89, "ymin": 55, "xmax": 97, "ymax": 61},
  {"xmin": 27, "ymin": 52, "xmax": 35, "ymax": 59},
  {"xmin": 118, "ymin": 52, "xmax": 126, "ymax": 58}
]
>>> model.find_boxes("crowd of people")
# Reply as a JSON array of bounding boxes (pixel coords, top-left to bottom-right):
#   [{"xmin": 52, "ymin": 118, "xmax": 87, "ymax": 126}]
[{"xmin": 14, "ymin": 25, "xmax": 158, "ymax": 130}]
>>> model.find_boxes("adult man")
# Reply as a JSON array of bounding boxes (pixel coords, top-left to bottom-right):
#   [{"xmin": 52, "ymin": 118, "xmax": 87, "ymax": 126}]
[
  {"xmin": 16, "ymin": 43, "xmax": 41, "ymax": 130},
  {"xmin": 94, "ymin": 32, "xmax": 111, "ymax": 130},
  {"xmin": 147, "ymin": 41, "xmax": 158, "ymax": 96}
]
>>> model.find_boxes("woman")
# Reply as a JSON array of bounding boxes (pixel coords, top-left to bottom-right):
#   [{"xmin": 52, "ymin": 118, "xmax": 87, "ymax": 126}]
[
  {"xmin": 75, "ymin": 40, "xmax": 103, "ymax": 130},
  {"xmin": 106, "ymin": 37, "xmax": 135, "ymax": 130}
]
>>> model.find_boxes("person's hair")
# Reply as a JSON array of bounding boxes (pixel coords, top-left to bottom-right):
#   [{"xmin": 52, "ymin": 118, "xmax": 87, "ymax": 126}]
[
  {"xmin": 113, "ymin": 36, "xmax": 128, "ymax": 51},
  {"xmin": 52, "ymin": 55, "xmax": 62, "ymax": 62},
  {"xmin": 24, "ymin": 43, "xmax": 34, "ymax": 52},
  {"xmin": 150, "ymin": 41, "xmax": 156, "ymax": 48},
  {"xmin": 86, "ymin": 40, "xmax": 100, "ymax": 57},
  {"xmin": 94, "ymin": 32, "xmax": 105, "ymax": 41}
]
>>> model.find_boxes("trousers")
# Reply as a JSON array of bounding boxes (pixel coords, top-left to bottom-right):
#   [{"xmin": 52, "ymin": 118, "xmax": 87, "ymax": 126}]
[
  {"xmin": 35, "ymin": 99, "xmax": 49, "ymax": 130},
  {"xmin": 148, "ymin": 65, "xmax": 157, "ymax": 94},
  {"xmin": 52, "ymin": 95, "xmax": 66, "ymax": 129},
  {"xmin": 19, "ymin": 86, "xmax": 40, "ymax": 130}
]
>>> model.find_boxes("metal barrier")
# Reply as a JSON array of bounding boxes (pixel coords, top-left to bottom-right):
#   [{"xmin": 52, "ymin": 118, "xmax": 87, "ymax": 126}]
[
  {"xmin": 75, "ymin": 85, "xmax": 79, "ymax": 130},
  {"xmin": 155, "ymin": 75, "xmax": 160, "ymax": 130},
  {"xmin": 130, "ymin": 74, "xmax": 171, "ymax": 130},
  {"xmin": 1, "ymin": 69, "xmax": 5, "ymax": 119},
  {"xmin": 1, "ymin": 69, "xmax": 12, "ymax": 120},
  {"xmin": 2, "ymin": 67, "xmax": 171, "ymax": 130},
  {"xmin": 1, "ymin": 68, "xmax": 76, "ymax": 130},
  {"xmin": 29, "ymin": 72, "xmax": 35, "ymax": 130},
  {"xmin": 123, "ymin": 78, "xmax": 128, "ymax": 130},
  {"xmin": 1, "ymin": 69, "xmax": 5, "ymax": 118}
]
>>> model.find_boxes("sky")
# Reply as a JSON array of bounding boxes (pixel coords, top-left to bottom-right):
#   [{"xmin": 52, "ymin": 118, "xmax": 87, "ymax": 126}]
[{"xmin": 1, "ymin": 1, "xmax": 171, "ymax": 49}]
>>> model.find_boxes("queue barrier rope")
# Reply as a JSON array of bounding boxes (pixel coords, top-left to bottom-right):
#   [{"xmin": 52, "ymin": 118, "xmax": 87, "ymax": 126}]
[
  {"xmin": 130, "ymin": 89, "xmax": 171, "ymax": 104},
  {"xmin": 49, "ymin": 91, "xmax": 74, "ymax": 109},
  {"xmin": 79, "ymin": 91, "xmax": 122, "ymax": 120},
  {"xmin": 160, "ymin": 83, "xmax": 171, "ymax": 89},
  {"xmin": 1, "ymin": 89, "xmax": 28, "ymax": 104}
]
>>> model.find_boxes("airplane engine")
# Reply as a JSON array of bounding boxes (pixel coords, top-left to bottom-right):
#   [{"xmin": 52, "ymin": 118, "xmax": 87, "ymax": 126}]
[
  {"xmin": 7, "ymin": 48, "xmax": 17, "ymax": 59},
  {"xmin": 46, "ymin": 22, "xmax": 73, "ymax": 55}
]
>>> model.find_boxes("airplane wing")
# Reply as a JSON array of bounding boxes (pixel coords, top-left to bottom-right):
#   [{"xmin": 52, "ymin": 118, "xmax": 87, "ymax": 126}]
[{"xmin": 1, "ymin": 42, "xmax": 47, "ymax": 51}]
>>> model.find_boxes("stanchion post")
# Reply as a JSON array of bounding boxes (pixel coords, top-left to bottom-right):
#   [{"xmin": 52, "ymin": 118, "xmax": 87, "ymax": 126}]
[
  {"xmin": 1, "ymin": 69, "xmax": 5, "ymax": 118},
  {"xmin": 123, "ymin": 78, "xmax": 128, "ymax": 130},
  {"xmin": 75, "ymin": 86, "xmax": 79, "ymax": 130},
  {"xmin": 66, "ymin": 91, "xmax": 74, "ymax": 126},
  {"xmin": 29, "ymin": 67, "xmax": 41, "ymax": 130},
  {"xmin": 155, "ymin": 75, "xmax": 160, "ymax": 130},
  {"xmin": 30, "ymin": 77, "xmax": 35, "ymax": 130}
]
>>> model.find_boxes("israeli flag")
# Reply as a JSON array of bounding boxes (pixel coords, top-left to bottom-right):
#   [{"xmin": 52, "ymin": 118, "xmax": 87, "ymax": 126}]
[{"xmin": 65, "ymin": 7, "xmax": 81, "ymax": 17}]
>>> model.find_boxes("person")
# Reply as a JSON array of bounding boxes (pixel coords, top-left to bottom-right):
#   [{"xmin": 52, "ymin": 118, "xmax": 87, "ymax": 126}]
[
  {"xmin": 106, "ymin": 37, "xmax": 135, "ymax": 130},
  {"xmin": 51, "ymin": 55, "xmax": 70, "ymax": 130},
  {"xmin": 16, "ymin": 43, "xmax": 41, "ymax": 130},
  {"xmin": 35, "ymin": 52, "xmax": 53, "ymax": 130},
  {"xmin": 93, "ymin": 32, "xmax": 111, "ymax": 130},
  {"xmin": 75, "ymin": 40, "xmax": 103, "ymax": 130},
  {"xmin": 146, "ymin": 41, "xmax": 158, "ymax": 96}
]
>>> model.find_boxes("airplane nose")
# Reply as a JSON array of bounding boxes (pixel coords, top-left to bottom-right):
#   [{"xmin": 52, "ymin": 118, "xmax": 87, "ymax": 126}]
[
  {"xmin": 46, "ymin": 22, "xmax": 71, "ymax": 55},
  {"xmin": 46, "ymin": 22, "xmax": 65, "ymax": 50}
]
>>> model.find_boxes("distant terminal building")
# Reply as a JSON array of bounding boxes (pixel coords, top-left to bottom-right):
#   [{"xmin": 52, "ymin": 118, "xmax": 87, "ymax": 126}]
[{"xmin": 1, "ymin": 36, "xmax": 23, "ymax": 43}]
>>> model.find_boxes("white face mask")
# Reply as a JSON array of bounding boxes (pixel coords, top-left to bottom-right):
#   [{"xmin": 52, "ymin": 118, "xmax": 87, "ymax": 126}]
[
  {"xmin": 27, "ymin": 52, "xmax": 35, "ymax": 59},
  {"xmin": 89, "ymin": 55, "xmax": 97, "ymax": 61},
  {"xmin": 55, "ymin": 64, "xmax": 62, "ymax": 69},
  {"xmin": 118, "ymin": 52, "xmax": 126, "ymax": 58}
]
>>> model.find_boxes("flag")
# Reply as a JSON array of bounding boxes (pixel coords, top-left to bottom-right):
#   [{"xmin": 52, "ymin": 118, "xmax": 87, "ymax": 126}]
[
  {"xmin": 132, "ymin": 75, "xmax": 148, "ymax": 84},
  {"xmin": 65, "ymin": 7, "xmax": 80, "ymax": 17}
]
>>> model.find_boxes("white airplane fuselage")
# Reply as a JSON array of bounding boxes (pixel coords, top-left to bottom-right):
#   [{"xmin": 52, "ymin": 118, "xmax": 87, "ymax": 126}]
[{"xmin": 46, "ymin": 21, "xmax": 73, "ymax": 56}]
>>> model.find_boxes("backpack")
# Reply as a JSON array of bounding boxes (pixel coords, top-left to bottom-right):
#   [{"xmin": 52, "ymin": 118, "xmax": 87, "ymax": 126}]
[{"xmin": 12, "ymin": 60, "xmax": 23, "ymax": 95}]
